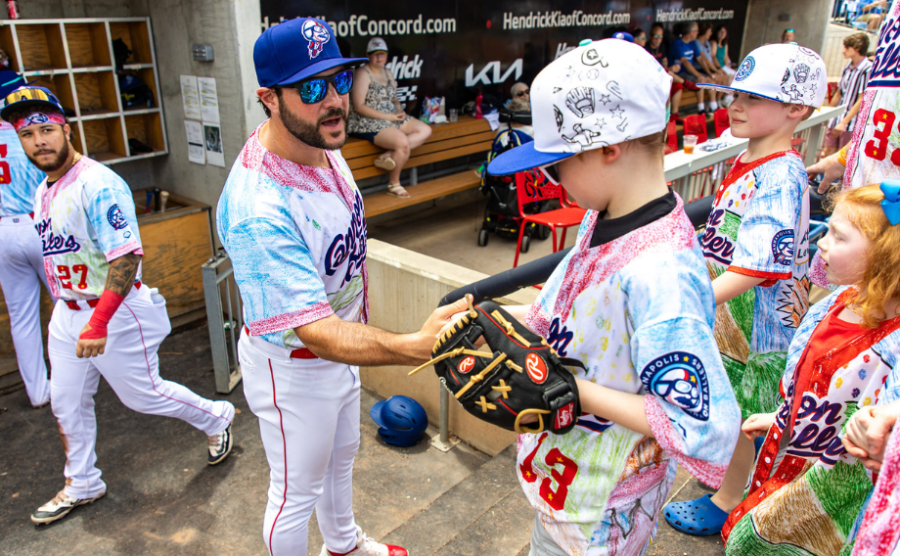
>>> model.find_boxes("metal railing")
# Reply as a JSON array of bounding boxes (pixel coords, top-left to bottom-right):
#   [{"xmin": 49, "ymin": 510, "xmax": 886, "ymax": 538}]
[
  {"xmin": 201, "ymin": 249, "xmax": 243, "ymax": 394},
  {"xmin": 664, "ymin": 105, "xmax": 842, "ymax": 202}
]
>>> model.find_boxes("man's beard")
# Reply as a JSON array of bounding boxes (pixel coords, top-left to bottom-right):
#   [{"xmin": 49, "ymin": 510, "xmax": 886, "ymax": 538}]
[
  {"xmin": 28, "ymin": 140, "xmax": 70, "ymax": 173},
  {"xmin": 279, "ymin": 97, "xmax": 347, "ymax": 150}
]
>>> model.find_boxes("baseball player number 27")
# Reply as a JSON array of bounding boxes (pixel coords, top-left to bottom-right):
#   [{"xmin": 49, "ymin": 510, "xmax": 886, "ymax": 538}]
[
  {"xmin": 58, "ymin": 264, "xmax": 89, "ymax": 290},
  {"xmin": 520, "ymin": 432, "xmax": 579, "ymax": 511}
]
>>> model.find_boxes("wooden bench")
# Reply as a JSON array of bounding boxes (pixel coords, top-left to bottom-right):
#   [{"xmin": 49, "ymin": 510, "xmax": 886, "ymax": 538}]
[{"xmin": 341, "ymin": 115, "xmax": 494, "ymax": 218}]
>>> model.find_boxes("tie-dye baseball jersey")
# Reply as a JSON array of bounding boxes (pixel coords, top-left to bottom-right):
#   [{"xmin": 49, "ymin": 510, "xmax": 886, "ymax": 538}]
[
  {"xmin": 217, "ymin": 124, "xmax": 367, "ymax": 350},
  {"xmin": 0, "ymin": 120, "xmax": 45, "ymax": 216},
  {"xmin": 700, "ymin": 150, "xmax": 811, "ymax": 418},
  {"xmin": 33, "ymin": 156, "xmax": 143, "ymax": 301},
  {"xmin": 521, "ymin": 195, "xmax": 741, "ymax": 556},
  {"xmin": 723, "ymin": 287, "xmax": 900, "ymax": 556}
]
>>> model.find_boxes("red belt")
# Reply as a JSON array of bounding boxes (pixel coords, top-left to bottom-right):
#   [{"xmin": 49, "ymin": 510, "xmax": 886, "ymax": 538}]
[
  {"xmin": 243, "ymin": 326, "xmax": 318, "ymax": 359},
  {"xmin": 65, "ymin": 281, "xmax": 141, "ymax": 310}
]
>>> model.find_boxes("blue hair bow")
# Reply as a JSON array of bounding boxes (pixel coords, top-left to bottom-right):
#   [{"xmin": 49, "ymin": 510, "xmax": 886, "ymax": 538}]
[{"xmin": 881, "ymin": 180, "xmax": 900, "ymax": 226}]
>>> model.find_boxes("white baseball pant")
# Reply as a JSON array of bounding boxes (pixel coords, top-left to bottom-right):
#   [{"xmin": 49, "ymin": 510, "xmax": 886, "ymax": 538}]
[
  {"xmin": 48, "ymin": 284, "xmax": 235, "ymax": 499},
  {"xmin": 0, "ymin": 215, "xmax": 51, "ymax": 407},
  {"xmin": 239, "ymin": 330, "xmax": 360, "ymax": 556}
]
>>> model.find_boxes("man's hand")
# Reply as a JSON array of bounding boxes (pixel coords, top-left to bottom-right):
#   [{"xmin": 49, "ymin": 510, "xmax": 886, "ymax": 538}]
[
  {"xmin": 742, "ymin": 412, "xmax": 776, "ymax": 441},
  {"xmin": 76, "ymin": 323, "xmax": 107, "ymax": 358},
  {"xmin": 807, "ymin": 151, "xmax": 845, "ymax": 194},
  {"xmin": 409, "ymin": 296, "xmax": 472, "ymax": 363},
  {"xmin": 843, "ymin": 401, "xmax": 900, "ymax": 472}
]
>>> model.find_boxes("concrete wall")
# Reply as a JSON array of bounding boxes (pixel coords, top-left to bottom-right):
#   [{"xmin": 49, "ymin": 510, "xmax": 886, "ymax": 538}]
[
  {"xmin": 5, "ymin": 0, "xmax": 264, "ymax": 216},
  {"xmin": 362, "ymin": 239, "xmax": 539, "ymax": 457},
  {"xmin": 739, "ymin": 0, "xmax": 833, "ymax": 60}
]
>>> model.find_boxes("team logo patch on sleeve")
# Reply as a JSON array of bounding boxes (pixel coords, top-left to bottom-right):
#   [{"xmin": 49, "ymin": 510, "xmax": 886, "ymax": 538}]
[
  {"xmin": 107, "ymin": 204, "xmax": 128, "ymax": 230},
  {"xmin": 772, "ymin": 229, "xmax": 794, "ymax": 266},
  {"xmin": 640, "ymin": 351, "xmax": 710, "ymax": 420}
]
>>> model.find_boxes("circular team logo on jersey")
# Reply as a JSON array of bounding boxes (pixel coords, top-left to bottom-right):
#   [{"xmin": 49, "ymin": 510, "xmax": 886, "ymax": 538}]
[
  {"xmin": 525, "ymin": 353, "xmax": 548, "ymax": 384},
  {"xmin": 458, "ymin": 356, "xmax": 476, "ymax": 374},
  {"xmin": 772, "ymin": 229, "xmax": 794, "ymax": 266},
  {"xmin": 735, "ymin": 56, "xmax": 755, "ymax": 81},
  {"xmin": 640, "ymin": 351, "xmax": 710, "ymax": 421},
  {"xmin": 302, "ymin": 20, "xmax": 330, "ymax": 59},
  {"xmin": 107, "ymin": 204, "xmax": 128, "ymax": 230}
]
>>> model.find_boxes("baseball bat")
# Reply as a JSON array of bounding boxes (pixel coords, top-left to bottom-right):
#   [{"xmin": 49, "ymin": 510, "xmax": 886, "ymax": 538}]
[{"xmin": 438, "ymin": 194, "xmax": 716, "ymax": 308}]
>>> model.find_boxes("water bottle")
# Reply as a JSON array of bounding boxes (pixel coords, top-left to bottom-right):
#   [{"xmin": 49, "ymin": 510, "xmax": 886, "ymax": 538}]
[{"xmin": 474, "ymin": 93, "xmax": 483, "ymax": 119}]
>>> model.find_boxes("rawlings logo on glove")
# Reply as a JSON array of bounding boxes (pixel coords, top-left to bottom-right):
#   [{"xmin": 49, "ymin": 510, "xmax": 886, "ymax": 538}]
[{"xmin": 409, "ymin": 298, "xmax": 582, "ymax": 434}]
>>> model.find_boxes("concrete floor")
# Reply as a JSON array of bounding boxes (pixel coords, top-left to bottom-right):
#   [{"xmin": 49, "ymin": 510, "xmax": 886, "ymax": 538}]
[{"xmin": 1, "ymin": 195, "xmax": 729, "ymax": 556}]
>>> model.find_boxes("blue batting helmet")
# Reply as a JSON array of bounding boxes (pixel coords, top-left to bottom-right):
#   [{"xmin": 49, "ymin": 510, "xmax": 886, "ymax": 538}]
[{"xmin": 370, "ymin": 395, "xmax": 428, "ymax": 448}]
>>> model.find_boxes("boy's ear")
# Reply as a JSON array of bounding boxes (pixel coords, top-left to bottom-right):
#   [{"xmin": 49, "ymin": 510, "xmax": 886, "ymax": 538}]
[
  {"xmin": 599, "ymin": 143, "xmax": 623, "ymax": 164},
  {"xmin": 787, "ymin": 103, "xmax": 810, "ymax": 120}
]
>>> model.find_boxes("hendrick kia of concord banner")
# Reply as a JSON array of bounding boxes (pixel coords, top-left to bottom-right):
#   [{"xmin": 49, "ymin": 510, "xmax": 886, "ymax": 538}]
[{"xmin": 261, "ymin": 1, "xmax": 748, "ymax": 110}]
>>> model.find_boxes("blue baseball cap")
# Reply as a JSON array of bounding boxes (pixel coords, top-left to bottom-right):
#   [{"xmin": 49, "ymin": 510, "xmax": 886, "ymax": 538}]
[
  {"xmin": 0, "ymin": 85, "xmax": 65, "ymax": 122},
  {"xmin": 254, "ymin": 18, "xmax": 367, "ymax": 87}
]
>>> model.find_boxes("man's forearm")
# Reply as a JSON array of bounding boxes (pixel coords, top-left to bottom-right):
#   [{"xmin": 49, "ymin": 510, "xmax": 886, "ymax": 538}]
[
  {"xmin": 104, "ymin": 253, "xmax": 141, "ymax": 296},
  {"xmin": 296, "ymin": 315, "xmax": 429, "ymax": 367}
]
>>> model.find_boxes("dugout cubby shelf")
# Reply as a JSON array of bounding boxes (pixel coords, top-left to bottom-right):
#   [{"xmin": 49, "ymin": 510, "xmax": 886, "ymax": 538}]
[{"xmin": 0, "ymin": 17, "xmax": 167, "ymax": 165}]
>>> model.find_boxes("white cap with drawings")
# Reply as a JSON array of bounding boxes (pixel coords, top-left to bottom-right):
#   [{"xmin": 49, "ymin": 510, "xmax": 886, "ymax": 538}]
[
  {"xmin": 488, "ymin": 38, "xmax": 672, "ymax": 176},
  {"xmin": 698, "ymin": 43, "xmax": 827, "ymax": 107}
]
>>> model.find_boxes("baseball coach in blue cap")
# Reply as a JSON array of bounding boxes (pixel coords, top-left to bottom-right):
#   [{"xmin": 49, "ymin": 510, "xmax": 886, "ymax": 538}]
[{"xmin": 216, "ymin": 17, "xmax": 470, "ymax": 556}]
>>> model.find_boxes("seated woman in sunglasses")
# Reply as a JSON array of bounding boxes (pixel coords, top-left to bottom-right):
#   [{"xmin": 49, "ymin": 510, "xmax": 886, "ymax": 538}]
[{"xmin": 348, "ymin": 37, "xmax": 432, "ymax": 198}]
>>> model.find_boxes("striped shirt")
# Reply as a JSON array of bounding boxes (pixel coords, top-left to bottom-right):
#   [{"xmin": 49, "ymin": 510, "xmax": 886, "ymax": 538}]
[{"xmin": 836, "ymin": 57, "xmax": 872, "ymax": 132}]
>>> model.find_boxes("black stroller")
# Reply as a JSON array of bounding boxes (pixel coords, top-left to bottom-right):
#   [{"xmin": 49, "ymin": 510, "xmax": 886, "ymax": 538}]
[{"xmin": 477, "ymin": 109, "xmax": 551, "ymax": 251}]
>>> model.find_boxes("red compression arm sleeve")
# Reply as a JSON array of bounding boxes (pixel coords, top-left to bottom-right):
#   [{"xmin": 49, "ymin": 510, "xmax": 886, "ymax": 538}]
[{"xmin": 79, "ymin": 289, "xmax": 126, "ymax": 340}]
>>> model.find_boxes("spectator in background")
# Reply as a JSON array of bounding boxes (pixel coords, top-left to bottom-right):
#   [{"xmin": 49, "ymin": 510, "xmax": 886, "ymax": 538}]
[
  {"xmin": 509, "ymin": 82, "xmax": 529, "ymax": 105},
  {"xmin": 633, "ymin": 28, "xmax": 647, "ymax": 47},
  {"xmin": 711, "ymin": 25, "xmax": 736, "ymax": 77},
  {"xmin": 824, "ymin": 32, "xmax": 872, "ymax": 157},
  {"xmin": 782, "ymin": 28, "xmax": 796, "ymax": 43},
  {"xmin": 645, "ymin": 22, "xmax": 691, "ymax": 123},
  {"xmin": 861, "ymin": 0, "xmax": 889, "ymax": 30},
  {"xmin": 671, "ymin": 21, "xmax": 715, "ymax": 113},
  {"xmin": 348, "ymin": 37, "xmax": 432, "ymax": 198},
  {"xmin": 695, "ymin": 22, "xmax": 732, "ymax": 107}
]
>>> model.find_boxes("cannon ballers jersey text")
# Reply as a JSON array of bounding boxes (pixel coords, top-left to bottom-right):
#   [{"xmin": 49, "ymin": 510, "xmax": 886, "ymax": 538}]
[
  {"xmin": 701, "ymin": 150, "xmax": 811, "ymax": 418},
  {"xmin": 217, "ymin": 124, "xmax": 367, "ymax": 350},
  {"xmin": 521, "ymin": 196, "xmax": 740, "ymax": 556},
  {"xmin": 33, "ymin": 156, "xmax": 143, "ymax": 301}
]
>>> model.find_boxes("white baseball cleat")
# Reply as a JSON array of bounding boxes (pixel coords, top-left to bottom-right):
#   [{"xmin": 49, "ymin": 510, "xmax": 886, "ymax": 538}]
[
  {"xmin": 319, "ymin": 526, "xmax": 409, "ymax": 556},
  {"xmin": 31, "ymin": 489, "xmax": 106, "ymax": 525},
  {"xmin": 207, "ymin": 424, "xmax": 233, "ymax": 465}
]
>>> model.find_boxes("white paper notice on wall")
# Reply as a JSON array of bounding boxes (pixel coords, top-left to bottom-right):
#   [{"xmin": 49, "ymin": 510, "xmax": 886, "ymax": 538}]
[
  {"xmin": 198, "ymin": 77, "xmax": 220, "ymax": 125},
  {"xmin": 204, "ymin": 124, "xmax": 225, "ymax": 167},
  {"xmin": 185, "ymin": 120, "xmax": 205, "ymax": 165},
  {"xmin": 180, "ymin": 75, "xmax": 201, "ymax": 120}
]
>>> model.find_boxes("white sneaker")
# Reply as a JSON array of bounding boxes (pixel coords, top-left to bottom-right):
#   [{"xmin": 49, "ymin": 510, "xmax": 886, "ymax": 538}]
[
  {"xmin": 207, "ymin": 424, "xmax": 233, "ymax": 465},
  {"xmin": 320, "ymin": 526, "xmax": 409, "ymax": 556},
  {"xmin": 723, "ymin": 94, "xmax": 735, "ymax": 107},
  {"xmin": 709, "ymin": 101, "xmax": 719, "ymax": 112},
  {"xmin": 696, "ymin": 102, "xmax": 706, "ymax": 113},
  {"xmin": 31, "ymin": 489, "xmax": 106, "ymax": 524}
]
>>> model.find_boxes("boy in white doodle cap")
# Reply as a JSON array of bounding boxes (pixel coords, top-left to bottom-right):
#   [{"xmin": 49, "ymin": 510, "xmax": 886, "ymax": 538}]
[
  {"xmin": 663, "ymin": 42, "xmax": 828, "ymax": 536},
  {"xmin": 485, "ymin": 38, "xmax": 741, "ymax": 555}
]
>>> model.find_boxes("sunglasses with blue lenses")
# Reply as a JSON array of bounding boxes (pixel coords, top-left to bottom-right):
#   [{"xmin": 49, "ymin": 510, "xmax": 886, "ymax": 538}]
[{"xmin": 287, "ymin": 69, "xmax": 354, "ymax": 104}]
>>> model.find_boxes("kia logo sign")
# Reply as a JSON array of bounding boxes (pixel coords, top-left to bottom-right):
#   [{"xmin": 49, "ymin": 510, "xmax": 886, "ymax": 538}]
[
  {"xmin": 525, "ymin": 353, "xmax": 548, "ymax": 383},
  {"xmin": 458, "ymin": 356, "xmax": 476, "ymax": 374}
]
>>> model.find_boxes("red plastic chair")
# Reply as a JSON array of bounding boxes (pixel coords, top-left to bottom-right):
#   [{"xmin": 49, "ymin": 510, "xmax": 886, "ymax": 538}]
[
  {"xmin": 513, "ymin": 171, "xmax": 587, "ymax": 268},
  {"xmin": 713, "ymin": 108, "xmax": 730, "ymax": 138},
  {"xmin": 683, "ymin": 114, "xmax": 708, "ymax": 144},
  {"xmin": 665, "ymin": 119, "xmax": 678, "ymax": 155}
]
